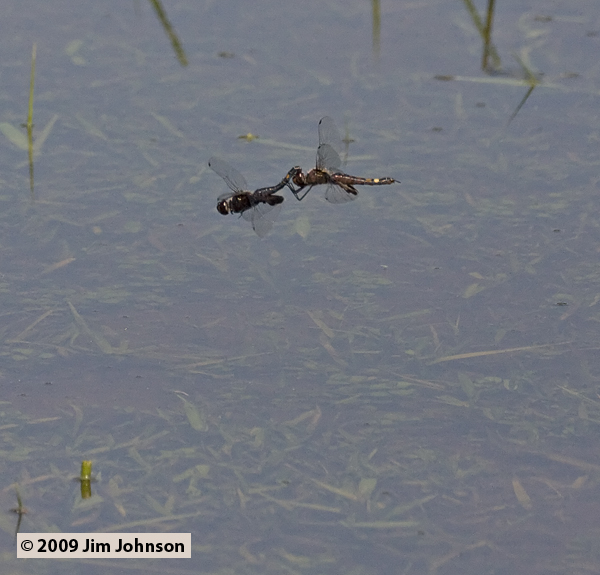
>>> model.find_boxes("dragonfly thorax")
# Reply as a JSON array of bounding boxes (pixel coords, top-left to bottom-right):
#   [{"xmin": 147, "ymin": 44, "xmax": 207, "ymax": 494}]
[{"xmin": 217, "ymin": 193, "xmax": 254, "ymax": 215}]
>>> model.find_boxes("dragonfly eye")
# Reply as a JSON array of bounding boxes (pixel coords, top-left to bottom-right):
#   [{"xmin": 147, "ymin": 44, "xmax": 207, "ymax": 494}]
[{"xmin": 216, "ymin": 200, "xmax": 230, "ymax": 215}]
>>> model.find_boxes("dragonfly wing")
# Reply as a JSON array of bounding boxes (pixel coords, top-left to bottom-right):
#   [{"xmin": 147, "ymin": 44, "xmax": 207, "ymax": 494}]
[
  {"xmin": 241, "ymin": 207, "xmax": 256, "ymax": 222},
  {"xmin": 248, "ymin": 202, "xmax": 282, "ymax": 237},
  {"xmin": 208, "ymin": 157, "xmax": 248, "ymax": 193},
  {"xmin": 316, "ymin": 144, "xmax": 341, "ymax": 171},
  {"xmin": 318, "ymin": 116, "xmax": 343, "ymax": 152},
  {"xmin": 217, "ymin": 191, "xmax": 233, "ymax": 202},
  {"xmin": 324, "ymin": 182, "xmax": 357, "ymax": 204}
]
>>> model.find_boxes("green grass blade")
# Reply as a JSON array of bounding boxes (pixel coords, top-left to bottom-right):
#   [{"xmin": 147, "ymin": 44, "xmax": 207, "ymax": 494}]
[{"xmin": 27, "ymin": 43, "xmax": 36, "ymax": 128}]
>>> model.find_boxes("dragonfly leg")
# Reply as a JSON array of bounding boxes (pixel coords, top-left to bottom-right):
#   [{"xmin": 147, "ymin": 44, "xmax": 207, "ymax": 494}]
[
  {"xmin": 296, "ymin": 186, "xmax": 313, "ymax": 201},
  {"xmin": 286, "ymin": 182, "xmax": 313, "ymax": 201}
]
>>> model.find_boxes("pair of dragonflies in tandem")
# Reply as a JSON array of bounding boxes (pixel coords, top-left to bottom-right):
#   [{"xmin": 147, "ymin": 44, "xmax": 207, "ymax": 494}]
[{"xmin": 208, "ymin": 117, "xmax": 398, "ymax": 237}]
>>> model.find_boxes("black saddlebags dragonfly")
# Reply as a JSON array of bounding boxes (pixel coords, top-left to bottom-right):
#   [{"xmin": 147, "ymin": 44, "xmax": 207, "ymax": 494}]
[
  {"xmin": 208, "ymin": 157, "xmax": 300, "ymax": 237},
  {"xmin": 287, "ymin": 116, "xmax": 397, "ymax": 203}
]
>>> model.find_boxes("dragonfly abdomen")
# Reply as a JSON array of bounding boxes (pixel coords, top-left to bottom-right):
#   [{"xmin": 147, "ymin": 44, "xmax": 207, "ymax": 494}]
[{"xmin": 332, "ymin": 173, "xmax": 396, "ymax": 186}]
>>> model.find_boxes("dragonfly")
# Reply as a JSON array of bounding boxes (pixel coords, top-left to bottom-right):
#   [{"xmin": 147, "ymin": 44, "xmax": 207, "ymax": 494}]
[
  {"xmin": 287, "ymin": 116, "xmax": 397, "ymax": 204},
  {"xmin": 208, "ymin": 157, "xmax": 301, "ymax": 237}
]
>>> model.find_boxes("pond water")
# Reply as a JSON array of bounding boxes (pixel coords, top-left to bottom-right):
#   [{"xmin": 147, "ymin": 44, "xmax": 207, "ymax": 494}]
[{"xmin": 1, "ymin": 1, "xmax": 600, "ymax": 573}]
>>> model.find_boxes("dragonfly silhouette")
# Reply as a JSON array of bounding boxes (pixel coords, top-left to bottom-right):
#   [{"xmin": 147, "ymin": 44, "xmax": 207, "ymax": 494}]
[
  {"xmin": 287, "ymin": 117, "xmax": 397, "ymax": 203},
  {"xmin": 208, "ymin": 157, "xmax": 300, "ymax": 237}
]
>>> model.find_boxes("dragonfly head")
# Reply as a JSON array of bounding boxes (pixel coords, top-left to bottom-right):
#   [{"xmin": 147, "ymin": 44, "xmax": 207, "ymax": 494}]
[{"xmin": 216, "ymin": 199, "xmax": 231, "ymax": 215}]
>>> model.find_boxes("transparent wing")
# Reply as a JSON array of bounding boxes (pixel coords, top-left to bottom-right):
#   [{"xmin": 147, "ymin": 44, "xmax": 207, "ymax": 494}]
[
  {"xmin": 240, "ymin": 203, "xmax": 266, "ymax": 222},
  {"xmin": 316, "ymin": 144, "xmax": 342, "ymax": 171},
  {"xmin": 217, "ymin": 191, "xmax": 233, "ymax": 202},
  {"xmin": 208, "ymin": 157, "xmax": 248, "ymax": 194},
  {"xmin": 324, "ymin": 182, "xmax": 357, "ymax": 204},
  {"xmin": 242, "ymin": 202, "xmax": 283, "ymax": 237},
  {"xmin": 318, "ymin": 116, "xmax": 343, "ymax": 152}
]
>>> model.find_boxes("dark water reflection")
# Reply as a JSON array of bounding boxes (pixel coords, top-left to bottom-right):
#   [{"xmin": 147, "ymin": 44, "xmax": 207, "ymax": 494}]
[{"xmin": 0, "ymin": 0, "xmax": 599, "ymax": 574}]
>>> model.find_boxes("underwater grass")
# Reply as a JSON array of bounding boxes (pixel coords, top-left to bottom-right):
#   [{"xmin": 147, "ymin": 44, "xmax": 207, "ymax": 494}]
[{"xmin": 2, "ymin": 370, "xmax": 600, "ymax": 574}]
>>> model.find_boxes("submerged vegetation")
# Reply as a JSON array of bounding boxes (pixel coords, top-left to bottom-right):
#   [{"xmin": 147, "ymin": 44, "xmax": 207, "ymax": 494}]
[{"xmin": 2, "ymin": 365, "xmax": 600, "ymax": 572}]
